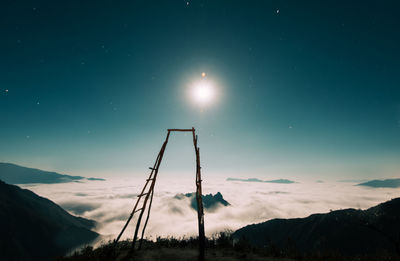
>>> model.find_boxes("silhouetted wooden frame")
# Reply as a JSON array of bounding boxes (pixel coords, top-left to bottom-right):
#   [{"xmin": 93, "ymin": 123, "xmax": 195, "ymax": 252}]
[{"xmin": 114, "ymin": 127, "xmax": 205, "ymax": 260}]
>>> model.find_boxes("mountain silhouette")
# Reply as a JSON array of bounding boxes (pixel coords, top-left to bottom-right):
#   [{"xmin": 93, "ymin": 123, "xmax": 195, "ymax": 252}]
[
  {"xmin": 0, "ymin": 180, "xmax": 98, "ymax": 261},
  {"xmin": 175, "ymin": 192, "xmax": 230, "ymax": 211},
  {"xmin": 227, "ymin": 177, "xmax": 295, "ymax": 184},
  {"xmin": 0, "ymin": 162, "xmax": 105, "ymax": 184},
  {"xmin": 233, "ymin": 198, "xmax": 400, "ymax": 256},
  {"xmin": 357, "ymin": 178, "xmax": 400, "ymax": 188}
]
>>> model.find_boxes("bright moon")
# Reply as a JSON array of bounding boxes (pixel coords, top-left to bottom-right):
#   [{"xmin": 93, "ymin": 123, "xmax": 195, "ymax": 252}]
[{"xmin": 191, "ymin": 80, "xmax": 215, "ymax": 105}]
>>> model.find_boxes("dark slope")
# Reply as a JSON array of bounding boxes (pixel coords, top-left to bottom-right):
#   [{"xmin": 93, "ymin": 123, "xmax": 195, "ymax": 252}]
[
  {"xmin": 0, "ymin": 162, "xmax": 105, "ymax": 184},
  {"xmin": 233, "ymin": 198, "xmax": 400, "ymax": 256},
  {"xmin": 0, "ymin": 180, "xmax": 98, "ymax": 261}
]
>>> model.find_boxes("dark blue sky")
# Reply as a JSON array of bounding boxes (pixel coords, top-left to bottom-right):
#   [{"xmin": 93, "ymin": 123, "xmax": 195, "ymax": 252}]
[{"xmin": 1, "ymin": 1, "xmax": 399, "ymax": 179}]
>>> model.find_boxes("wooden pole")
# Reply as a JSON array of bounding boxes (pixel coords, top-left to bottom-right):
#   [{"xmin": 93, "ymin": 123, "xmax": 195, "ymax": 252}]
[
  {"xmin": 131, "ymin": 131, "xmax": 170, "ymax": 250},
  {"xmin": 114, "ymin": 152, "xmax": 161, "ymax": 244},
  {"xmin": 192, "ymin": 127, "xmax": 205, "ymax": 261}
]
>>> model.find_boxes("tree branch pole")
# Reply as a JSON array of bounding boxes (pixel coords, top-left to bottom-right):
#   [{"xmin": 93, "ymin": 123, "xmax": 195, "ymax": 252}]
[
  {"xmin": 131, "ymin": 131, "xmax": 170, "ymax": 250},
  {"xmin": 192, "ymin": 127, "xmax": 206, "ymax": 261}
]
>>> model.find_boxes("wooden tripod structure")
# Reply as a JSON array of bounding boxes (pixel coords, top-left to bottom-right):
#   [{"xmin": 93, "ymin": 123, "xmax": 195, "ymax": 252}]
[{"xmin": 115, "ymin": 127, "xmax": 206, "ymax": 260}]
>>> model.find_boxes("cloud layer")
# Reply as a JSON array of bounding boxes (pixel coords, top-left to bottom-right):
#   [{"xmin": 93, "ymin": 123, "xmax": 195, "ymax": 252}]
[{"xmin": 21, "ymin": 176, "xmax": 400, "ymax": 245}]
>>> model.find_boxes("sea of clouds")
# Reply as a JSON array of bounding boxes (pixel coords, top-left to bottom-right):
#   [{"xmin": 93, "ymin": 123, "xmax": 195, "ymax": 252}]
[{"xmin": 20, "ymin": 175, "xmax": 399, "ymax": 245}]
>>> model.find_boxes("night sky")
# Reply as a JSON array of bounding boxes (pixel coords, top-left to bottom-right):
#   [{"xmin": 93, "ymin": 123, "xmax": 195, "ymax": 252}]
[{"xmin": 1, "ymin": 1, "xmax": 399, "ymax": 179}]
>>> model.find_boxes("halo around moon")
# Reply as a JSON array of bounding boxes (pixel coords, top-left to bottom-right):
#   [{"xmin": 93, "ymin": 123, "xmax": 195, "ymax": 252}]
[
  {"xmin": 192, "ymin": 80, "xmax": 214, "ymax": 105},
  {"xmin": 188, "ymin": 72, "xmax": 217, "ymax": 106},
  {"xmin": 185, "ymin": 72, "xmax": 220, "ymax": 108}
]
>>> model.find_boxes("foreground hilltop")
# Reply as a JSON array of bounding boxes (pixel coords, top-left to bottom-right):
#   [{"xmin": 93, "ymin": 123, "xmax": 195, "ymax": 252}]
[
  {"xmin": 0, "ymin": 180, "xmax": 98, "ymax": 261},
  {"xmin": 234, "ymin": 197, "xmax": 400, "ymax": 256}
]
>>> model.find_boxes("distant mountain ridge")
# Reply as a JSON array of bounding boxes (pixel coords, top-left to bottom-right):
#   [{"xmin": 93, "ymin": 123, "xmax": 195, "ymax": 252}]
[
  {"xmin": 0, "ymin": 180, "xmax": 98, "ymax": 261},
  {"xmin": 233, "ymin": 198, "xmax": 400, "ymax": 256},
  {"xmin": 338, "ymin": 179, "xmax": 369, "ymax": 183},
  {"xmin": 357, "ymin": 178, "xmax": 400, "ymax": 188},
  {"xmin": 227, "ymin": 177, "xmax": 295, "ymax": 184},
  {"xmin": 0, "ymin": 162, "xmax": 105, "ymax": 184}
]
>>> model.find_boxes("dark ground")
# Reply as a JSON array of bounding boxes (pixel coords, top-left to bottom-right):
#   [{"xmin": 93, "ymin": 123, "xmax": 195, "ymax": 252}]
[{"xmin": 57, "ymin": 233, "xmax": 399, "ymax": 261}]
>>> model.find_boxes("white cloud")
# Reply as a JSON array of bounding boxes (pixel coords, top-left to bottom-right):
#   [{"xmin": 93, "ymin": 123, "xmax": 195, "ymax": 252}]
[{"xmin": 20, "ymin": 176, "xmax": 400, "ymax": 245}]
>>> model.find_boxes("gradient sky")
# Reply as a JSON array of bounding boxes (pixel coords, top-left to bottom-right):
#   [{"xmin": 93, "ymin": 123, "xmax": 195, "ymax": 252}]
[{"xmin": 1, "ymin": 1, "xmax": 399, "ymax": 179}]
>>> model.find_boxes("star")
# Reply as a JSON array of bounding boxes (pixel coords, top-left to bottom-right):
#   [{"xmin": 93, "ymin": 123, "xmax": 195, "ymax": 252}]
[
  {"xmin": 37, "ymin": 101, "xmax": 40, "ymax": 105},
  {"xmin": 276, "ymin": 9, "xmax": 280, "ymax": 14},
  {"xmin": 5, "ymin": 89, "xmax": 8, "ymax": 93}
]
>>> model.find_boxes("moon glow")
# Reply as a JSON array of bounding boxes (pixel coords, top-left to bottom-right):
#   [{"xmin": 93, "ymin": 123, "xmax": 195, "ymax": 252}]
[{"xmin": 191, "ymin": 80, "xmax": 215, "ymax": 105}]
